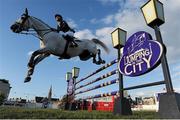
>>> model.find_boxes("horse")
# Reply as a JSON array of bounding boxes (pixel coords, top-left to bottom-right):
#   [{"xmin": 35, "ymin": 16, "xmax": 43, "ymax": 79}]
[{"xmin": 10, "ymin": 8, "xmax": 109, "ymax": 83}]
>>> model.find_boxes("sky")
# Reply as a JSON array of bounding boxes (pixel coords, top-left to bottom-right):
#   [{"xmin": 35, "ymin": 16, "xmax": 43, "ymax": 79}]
[{"xmin": 0, "ymin": 0, "xmax": 180, "ymax": 100}]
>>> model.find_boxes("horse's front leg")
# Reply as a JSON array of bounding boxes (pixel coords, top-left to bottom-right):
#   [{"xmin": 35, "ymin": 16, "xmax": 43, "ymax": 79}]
[
  {"xmin": 28, "ymin": 48, "xmax": 49, "ymax": 68},
  {"xmin": 25, "ymin": 48, "xmax": 49, "ymax": 83},
  {"xmin": 25, "ymin": 53, "xmax": 50, "ymax": 83}
]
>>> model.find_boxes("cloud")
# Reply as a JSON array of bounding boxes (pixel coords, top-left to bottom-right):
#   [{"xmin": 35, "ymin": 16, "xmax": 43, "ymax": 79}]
[
  {"xmin": 101, "ymin": 15, "xmax": 114, "ymax": 25},
  {"xmin": 74, "ymin": 29, "xmax": 96, "ymax": 39},
  {"xmin": 90, "ymin": 18, "xmax": 98, "ymax": 24},
  {"xmin": 27, "ymin": 51, "xmax": 33, "ymax": 56},
  {"xmin": 160, "ymin": 0, "xmax": 180, "ymax": 62},
  {"xmin": 74, "ymin": 0, "xmax": 179, "ymax": 63},
  {"xmin": 134, "ymin": 91, "xmax": 145, "ymax": 96},
  {"xmin": 97, "ymin": 0, "xmax": 125, "ymax": 6},
  {"xmin": 174, "ymin": 87, "xmax": 180, "ymax": 93},
  {"xmin": 173, "ymin": 65, "xmax": 180, "ymax": 71},
  {"xmin": 96, "ymin": 0, "xmax": 180, "ymax": 63},
  {"xmin": 74, "ymin": 27, "xmax": 114, "ymax": 47},
  {"xmin": 96, "ymin": 27, "xmax": 114, "ymax": 46},
  {"xmin": 50, "ymin": 54, "xmax": 56, "ymax": 58},
  {"xmin": 96, "ymin": 27, "xmax": 113, "ymax": 38},
  {"xmin": 172, "ymin": 71, "xmax": 180, "ymax": 79},
  {"xmin": 67, "ymin": 18, "xmax": 78, "ymax": 29}
]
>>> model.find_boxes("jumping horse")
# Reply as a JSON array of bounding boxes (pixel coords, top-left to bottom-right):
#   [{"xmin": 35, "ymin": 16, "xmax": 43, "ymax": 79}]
[{"xmin": 10, "ymin": 9, "xmax": 109, "ymax": 83}]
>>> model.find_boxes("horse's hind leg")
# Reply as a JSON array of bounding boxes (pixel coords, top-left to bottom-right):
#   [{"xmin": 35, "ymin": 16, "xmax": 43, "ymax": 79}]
[
  {"xmin": 24, "ymin": 53, "xmax": 50, "ymax": 83},
  {"xmin": 92, "ymin": 49, "xmax": 105, "ymax": 65},
  {"xmin": 93, "ymin": 54, "xmax": 97, "ymax": 64},
  {"xmin": 97, "ymin": 49, "xmax": 105, "ymax": 64}
]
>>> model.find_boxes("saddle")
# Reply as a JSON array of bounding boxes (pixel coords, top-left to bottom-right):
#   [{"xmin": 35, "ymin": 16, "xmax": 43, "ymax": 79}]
[
  {"xmin": 63, "ymin": 35, "xmax": 78, "ymax": 47},
  {"xmin": 59, "ymin": 35, "xmax": 80, "ymax": 59}
]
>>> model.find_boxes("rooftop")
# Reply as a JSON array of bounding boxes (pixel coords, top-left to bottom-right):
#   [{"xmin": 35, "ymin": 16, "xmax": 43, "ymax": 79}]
[{"xmin": 0, "ymin": 79, "xmax": 9, "ymax": 84}]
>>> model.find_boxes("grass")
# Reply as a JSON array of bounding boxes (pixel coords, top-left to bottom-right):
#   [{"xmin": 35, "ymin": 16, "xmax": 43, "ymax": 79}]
[{"xmin": 0, "ymin": 107, "xmax": 159, "ymax": 119}]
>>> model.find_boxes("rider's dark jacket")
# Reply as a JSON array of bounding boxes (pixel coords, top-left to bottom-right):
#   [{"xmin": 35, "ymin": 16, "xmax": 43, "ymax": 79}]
[{"xmin": 57, "ymin": 20, "xmax": 75, "ymax": 33}]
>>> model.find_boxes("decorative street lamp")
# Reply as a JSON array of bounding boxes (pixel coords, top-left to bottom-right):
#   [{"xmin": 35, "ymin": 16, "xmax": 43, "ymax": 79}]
[
  {"xmin": 68, "ymin": 67, "xmax": 80, "ymax": 110},
  {"xmin": 111, "ymin": 28, "xmax": 132, "ymax": 115},
  {"xmin": 141, "ymin": 0, "xmax": 164, "ymax": 28},
  {"xmin": 141, "ymin": 0, "xmax": 180, "ymax": 118},
  {"xmin": 66, "ymin": 72, "xmax": 72, "ymax": 82},
  {"xmin": 72, "ymin": 67, "xmax": 80, "ymax": 79},
  {"xmin": 141, "ymin": 0, "xmax": 173, "ymax": 93},
  {"xmin": 65, "ymin": 72, "xmax": 72, "ymax": 110},
  {"xmin": 111, "ymin": 28, "xmax": 126, "ymax": 49}
]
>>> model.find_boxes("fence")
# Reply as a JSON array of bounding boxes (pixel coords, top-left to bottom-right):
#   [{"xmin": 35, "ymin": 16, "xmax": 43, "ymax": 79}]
[{"xmin": 74, "ymin": 59, "xmax": 120, "ymax": 100}]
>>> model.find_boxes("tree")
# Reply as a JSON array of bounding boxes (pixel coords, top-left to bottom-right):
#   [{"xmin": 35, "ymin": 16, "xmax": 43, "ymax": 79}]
[
  {"xmin": 58, "ymin": 94, "xmax": 68, "ymax": 109},
  {"xmin": 0, "ymin": 92, "xmax": 5, "ymax": 105}
]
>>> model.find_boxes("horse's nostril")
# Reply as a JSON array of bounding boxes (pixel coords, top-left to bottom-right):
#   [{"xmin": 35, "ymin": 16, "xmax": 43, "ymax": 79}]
[
  {"xmin": 10, "ymin": 25, "xmax": 14, "ymax": 30},
  {"xmin": 10, "ymin": 24, "xmax": 16, "ymax": 30}
]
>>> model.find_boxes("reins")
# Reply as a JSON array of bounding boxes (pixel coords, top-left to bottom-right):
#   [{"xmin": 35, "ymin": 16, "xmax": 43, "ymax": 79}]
[
  {"xmin": 19, "ymin": 27, "xmax": 56, "ymax": 40},
  {"xmin": 18, "ymin": 16, "xmax": 57, "ymax": 40}
]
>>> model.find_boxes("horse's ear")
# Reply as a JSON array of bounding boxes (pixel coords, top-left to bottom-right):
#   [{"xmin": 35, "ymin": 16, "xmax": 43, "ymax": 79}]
[{"xmin": 25, "ymin": 8, "xmax": 28, "ymax": 16}]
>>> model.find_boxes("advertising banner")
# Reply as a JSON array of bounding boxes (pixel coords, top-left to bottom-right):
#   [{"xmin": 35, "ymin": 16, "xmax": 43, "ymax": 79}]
[
  {"xmin": 119, "ymin": 31, "xmax": 163, "ymax": 76},
  {"xmin": 67, "ymin": 78, "xmax": 74, "ymax": 95}
]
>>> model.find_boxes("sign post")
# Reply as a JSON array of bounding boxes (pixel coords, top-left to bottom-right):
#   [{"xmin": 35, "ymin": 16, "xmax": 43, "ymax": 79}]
[{"xmin": 153, "ymin": 25, "xmax": 173, "ymax": 92}]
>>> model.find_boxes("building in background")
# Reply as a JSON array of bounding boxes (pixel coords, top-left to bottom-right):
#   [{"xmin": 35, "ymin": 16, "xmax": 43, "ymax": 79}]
[
  {"xmin": 143, "ymin": 97, "xmax": 156, "ymax": 105},
  {"xmin": 0, "ymin": 79, "xmax": 11, "ymax": 100},
  {"xmin": 34, "ymin": 85, "xmax": 60, "ymax": 109}
]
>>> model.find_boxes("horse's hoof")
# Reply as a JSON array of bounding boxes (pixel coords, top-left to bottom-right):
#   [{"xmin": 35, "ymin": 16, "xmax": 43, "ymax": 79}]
[
  {"xmin": 96, "ymin": 61, "xmax": 101, "ymax": 65},
  {"xmin": 101, "ymin": 60, "xmax": 105, "ymax": 64},
  {"xmin": 28, "ymin": 68, "xmax": 34, "ymax": 75},
  {"xmin": 28, "ymin": 62, "xmax": 34, "ymax": 68},
  {"xmin": 24, "ymin": 77, "xmax": 31, "ymax": 83}
]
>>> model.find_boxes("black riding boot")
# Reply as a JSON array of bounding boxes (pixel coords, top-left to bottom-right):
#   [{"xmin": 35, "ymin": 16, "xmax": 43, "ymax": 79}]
[
  {"xmin": 64, "ymin": 35, "xmax": 78, "ymax": 47},
  {"xmin": 71, "ymin": 41, "xmax": 78, "ymax": 47}
]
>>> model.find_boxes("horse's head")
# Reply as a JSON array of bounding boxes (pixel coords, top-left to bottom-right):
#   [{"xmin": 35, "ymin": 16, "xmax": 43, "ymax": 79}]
[{"xmin": 10, "ymin": 8, "xmax": 30, "ymax": 33}]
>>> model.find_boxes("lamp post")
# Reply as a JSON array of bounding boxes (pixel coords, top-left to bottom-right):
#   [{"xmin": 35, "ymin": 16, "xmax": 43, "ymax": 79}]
[
  {"xmin": 111, "ymin": 28, "xmax": 126, "ymax": 99},
  {"xmin": 72, "ymin": 67, "xmax": 80, "ymax": 79},
  {"xmin": 70, "ymin": 67, "xmax": 80, "ymax": 110},
  {"xmin": 65, "ymin": 72, "xmax": 72, "ymax": 110},
  {"xmin": 72, "ymin": 67, "xmax": 80, "ymax": 100},
  {"xmin": 141, "ymin": 0, "xmax": 173, "ymax": 93},
  {"xmin": 111, "ymin": 28, "xmax": 132, "ymax": 115},
  {"xmin": 141, "ymin": 0, "xmax": 180, "ymax": 118}
]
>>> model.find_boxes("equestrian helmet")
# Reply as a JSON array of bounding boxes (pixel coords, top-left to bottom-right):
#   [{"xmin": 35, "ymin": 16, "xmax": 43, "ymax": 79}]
[{"xmin": 55, "ymin": 14, "xmax": 62, "ymax": 19}]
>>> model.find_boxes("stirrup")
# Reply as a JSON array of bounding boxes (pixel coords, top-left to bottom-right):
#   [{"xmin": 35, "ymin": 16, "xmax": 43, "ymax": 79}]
[{"xmin": 70, "ymin": 42, "xmax": 78, "ymax": 47}]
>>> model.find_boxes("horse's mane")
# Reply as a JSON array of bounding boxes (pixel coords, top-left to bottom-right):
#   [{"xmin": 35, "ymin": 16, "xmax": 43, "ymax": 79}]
[{"xmin": 31, "ymin": 16, "xmax": 52, "ymax": 28}]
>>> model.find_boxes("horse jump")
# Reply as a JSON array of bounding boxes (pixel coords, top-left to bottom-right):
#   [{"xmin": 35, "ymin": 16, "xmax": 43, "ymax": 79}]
[{"xmin": 73, "ymin": 59, "xmax": 120, "ymax": 101}]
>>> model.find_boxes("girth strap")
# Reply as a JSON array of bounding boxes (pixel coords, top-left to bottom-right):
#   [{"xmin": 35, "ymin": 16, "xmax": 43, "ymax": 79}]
[{"xmin": 60, "ymin": 40, "xmax": 71, "ymax": 59}]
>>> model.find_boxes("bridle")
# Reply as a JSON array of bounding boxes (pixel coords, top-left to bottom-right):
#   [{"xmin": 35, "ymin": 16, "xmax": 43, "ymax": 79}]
[{"xmin": 17, "ymin": 14, "xmax": 55, "ymax": 40}]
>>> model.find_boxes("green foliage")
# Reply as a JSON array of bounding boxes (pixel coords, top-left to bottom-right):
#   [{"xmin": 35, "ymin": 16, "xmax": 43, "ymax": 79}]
[
  {"xmin": 0, "ymin": 107, "xmax": 159, "ymax": 119},
  {"xmin": 58, "ymin": 94, "xmax": 67, "ymax": 109},
  {"xmin": 0, "ymin": 93, "xmax": 5, "ymax": 105}
]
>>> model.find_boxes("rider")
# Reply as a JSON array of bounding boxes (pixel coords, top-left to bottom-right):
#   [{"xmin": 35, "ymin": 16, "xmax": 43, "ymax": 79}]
[{"xmin": 55, "ymin": 14, "xmax": 78, "ymax": 47}]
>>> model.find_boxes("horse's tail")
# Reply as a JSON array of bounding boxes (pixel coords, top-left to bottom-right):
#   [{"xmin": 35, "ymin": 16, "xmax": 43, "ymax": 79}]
[{"xmin": 92, "ymin": 38, "xmax": 110, "ymax": 54}]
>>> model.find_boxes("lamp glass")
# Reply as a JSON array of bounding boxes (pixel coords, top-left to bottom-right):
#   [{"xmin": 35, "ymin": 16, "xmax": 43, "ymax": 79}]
[
  {"xmin": 72, "ymin": 67, "xmax": 80, "ymax": 78},
  {"xmin": 141, "ymin": 0, "xmax": 157, "ymax": 25},
  {"xmin": 155, "ymin": 0, "xmax": 164, "ymax": 21},
  {"xmin": 112, "ymin": 29, "xmax": 119, "ymax": 48},
  {"xmin": 111, "ymin": 28, "xmax": 126, "ymax": 49},
  {"xmin": 66, "ymin": 72, "xmax": 72, "ymax": 81}
]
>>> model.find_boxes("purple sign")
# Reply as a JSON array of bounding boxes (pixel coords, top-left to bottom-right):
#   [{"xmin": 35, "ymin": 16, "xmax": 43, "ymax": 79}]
[
  {"xmin": 67, "ymin": 78, "xmax": 74, "ymax": 95},
  {"xmin": 119, "ymin": 31, "xmax": 163, "ymax": 77}
]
